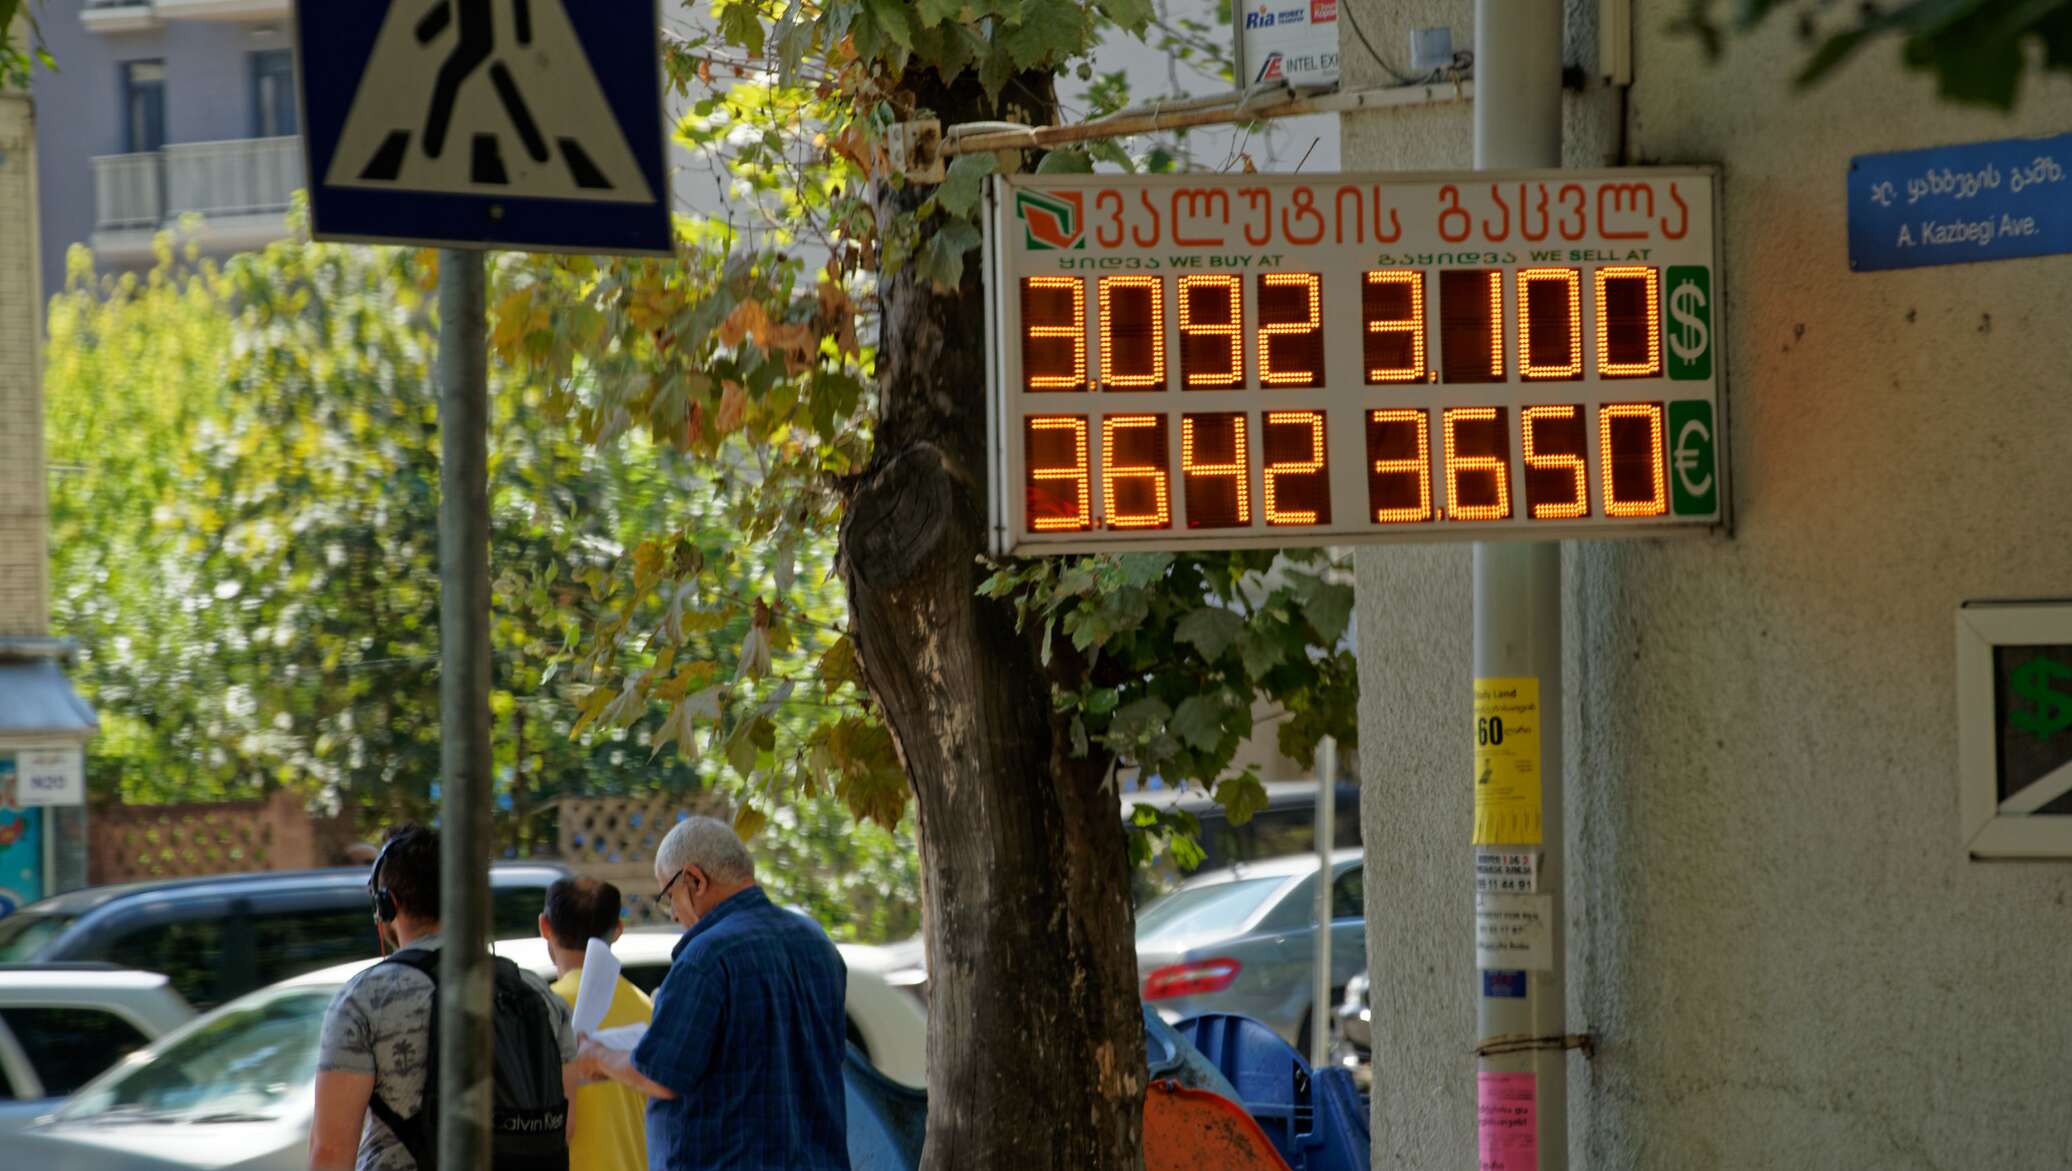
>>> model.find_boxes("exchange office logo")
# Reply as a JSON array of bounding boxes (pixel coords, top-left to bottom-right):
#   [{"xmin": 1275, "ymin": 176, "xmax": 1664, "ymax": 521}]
[{"xmin": 1016, "ymin": 190, "xmax": 1085, "ymax": 251}]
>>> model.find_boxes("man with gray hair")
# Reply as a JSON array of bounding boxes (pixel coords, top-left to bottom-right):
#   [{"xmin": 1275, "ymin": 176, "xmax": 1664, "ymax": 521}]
[{"xmin": 575, "ymin": 816, "xmax": 849, "ymax": 1170}]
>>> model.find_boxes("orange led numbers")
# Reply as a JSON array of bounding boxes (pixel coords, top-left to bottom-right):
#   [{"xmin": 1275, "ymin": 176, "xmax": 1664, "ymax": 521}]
[
  {"xmin": 1098, "ymin": 276, "xmax": 1167, "ymax": 390},
  {"xmin": 1181, "ymin": 413, "xmax": 1251, "ymax": 528},
  {"xmin": 1362, "ymin": 270, "xmax": 1426, "ymax": 383},
  {"xmin": 1442, "ymin": 407, "xmax": 1512, "ymax": 521},
  {"xmin": 1595, "ymin": 266, "xmax": 1662, "ymax": 378},
  {"xmin": 1021, "ymin": 276, "xmax": 1087, "ymax": 392},
  {"xmin": 1101, "ymin": 414, "xmax": 1172, "ymax": 529},
  {"xmin": 1517, "ymin": 268, "xmax": 1582, "ymax": 380},
  {"xmin": 1257, "ymin": 273, "xmax": 1324, "ymax": 388},
  {"xmin": 1438, "ymin": 269, "xmax": 1504, "ymax": 383},
  {"xmin": 1262, "ymin": 410, "xmax": 1330, "ymax": 525},
  {"xmin": 1521, "ymin": 405, "xmax": 1589, "ymax": 520},
  {"xmin": 1178, "ymin": 275, "xmax": 1243, "ymax": 389},
  {"xmin": 1024, "ymin": 417, "xmax": 1091, "ymax": 532},
  {"xmin": 1365, "ymin": 408, "xmax": 1432, "ymax": 524},
  {"xmin": 1598, "ymin": 403, "xmax": 1668, "ymax": 517}
]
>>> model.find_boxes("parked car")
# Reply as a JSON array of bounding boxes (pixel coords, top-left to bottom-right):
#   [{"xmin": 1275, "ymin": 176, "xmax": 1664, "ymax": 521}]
[
  {"xmin": 1135, "ymin": 849, "xmax": 1364, "ymax": 1050},
  {"xmin": 1120, "ymin": 779, "xmax": 1360, "ymax": 904},
  {"xmin": 11, "ymin": 926, "xmax": 925, "ymax": 1171},
  {"xmin": 0, "ymin": 965, "xmax": 195, "ymax": 1136},
  {"xmin": 0, "ymin": 864, "xmax": 569, "ymax": 1011}
]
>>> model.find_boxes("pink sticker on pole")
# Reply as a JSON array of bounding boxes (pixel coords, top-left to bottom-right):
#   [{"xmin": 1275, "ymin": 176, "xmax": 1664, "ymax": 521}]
[{"xmin": 1477, "ymin": 1071, "xmax": 1538, "ymax": 1171}]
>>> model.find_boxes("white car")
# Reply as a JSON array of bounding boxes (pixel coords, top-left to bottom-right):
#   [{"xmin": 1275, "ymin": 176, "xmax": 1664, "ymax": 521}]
[
  {"xmin": 0, "ymin": 966, "xmax": 194, "ymax": 1136},
  {"xmin": 13, "ymin": 931, "xmax": 925, "ymax": 1170}
]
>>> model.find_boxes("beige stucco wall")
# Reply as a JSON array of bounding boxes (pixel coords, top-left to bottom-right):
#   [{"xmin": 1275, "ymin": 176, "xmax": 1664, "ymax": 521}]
[
  {"xmin": 0, "ymin": 73, "xmax": 46, "ymax": 639},
  {"xmin": 1346, "ymin": 5, "xmax": 2072, "ymax": 1168}
]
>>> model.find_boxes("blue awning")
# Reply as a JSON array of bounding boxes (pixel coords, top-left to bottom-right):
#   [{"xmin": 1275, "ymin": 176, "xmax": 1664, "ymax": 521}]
[{"xmin": 0, "ymin": 658, "xmax": 98, "ymax": 738}]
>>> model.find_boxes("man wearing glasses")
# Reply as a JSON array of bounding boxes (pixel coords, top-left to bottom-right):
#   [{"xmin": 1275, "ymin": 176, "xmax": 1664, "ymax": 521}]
[{"xmin": 574, "ymin": 816, "xmax": 850, "ymax": 1170}]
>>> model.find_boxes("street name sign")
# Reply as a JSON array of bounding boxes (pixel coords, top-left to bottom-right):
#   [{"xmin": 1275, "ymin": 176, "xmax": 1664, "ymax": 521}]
[
  {"xmin": 295, "ymin": 0, "xmax": 671, "ymax": 255},
  {"xmin": 1849, "ymin": 133, "xmax": 2072, "ymax": 272},
  {"xmin": 983, "ymin": 168, "xmax": 1727, "ymax": 555}
]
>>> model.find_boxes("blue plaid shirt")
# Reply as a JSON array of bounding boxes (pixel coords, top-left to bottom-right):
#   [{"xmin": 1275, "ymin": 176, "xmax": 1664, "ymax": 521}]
[{"xmin": 632, "ymin": 886, "xmax": 850, "ymax": 1170}]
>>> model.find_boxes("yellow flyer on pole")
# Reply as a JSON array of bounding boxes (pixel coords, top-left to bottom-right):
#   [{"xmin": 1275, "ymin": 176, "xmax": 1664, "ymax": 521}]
[{"xmin": 1473, "ymin": 677, "xmax": 1541, "ymax": 845}]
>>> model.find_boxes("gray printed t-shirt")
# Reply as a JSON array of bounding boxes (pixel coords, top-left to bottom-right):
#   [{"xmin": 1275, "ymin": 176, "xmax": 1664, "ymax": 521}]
[{"xmin": 316, "ymin": 935, "xmax": 577, "ymax": 1171}]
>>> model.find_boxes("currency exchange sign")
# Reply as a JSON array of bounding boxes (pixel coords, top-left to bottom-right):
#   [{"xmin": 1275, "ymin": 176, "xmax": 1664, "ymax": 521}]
[{"xmin": 983, "ymin": 167, "xmax": 1728, "ymax": 555}]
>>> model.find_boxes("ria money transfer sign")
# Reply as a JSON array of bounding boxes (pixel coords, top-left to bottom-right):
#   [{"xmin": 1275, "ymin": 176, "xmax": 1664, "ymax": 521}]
[{"xmin": 984, "ymin": 169, "xmax": 1727, "ymax": 555}]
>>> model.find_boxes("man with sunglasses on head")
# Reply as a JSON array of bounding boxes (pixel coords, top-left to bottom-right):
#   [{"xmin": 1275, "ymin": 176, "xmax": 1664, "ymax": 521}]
[{"xmin": 574, "ymin": 815, "xmax": 849, "ymax": 1170}]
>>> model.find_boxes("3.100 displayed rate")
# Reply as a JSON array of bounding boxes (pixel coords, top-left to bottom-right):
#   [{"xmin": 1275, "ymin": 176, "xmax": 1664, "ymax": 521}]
[
  {"xmin": 1022, "ymin": 403, "xmax": 1673, "ymax": 533},
  {"xmin": 1018, "ymin": 265, "xmax": 1668, "ymax": 391}
]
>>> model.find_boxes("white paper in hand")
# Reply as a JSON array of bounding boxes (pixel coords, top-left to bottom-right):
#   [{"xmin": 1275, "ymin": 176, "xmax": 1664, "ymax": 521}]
[
  {"xmin": 569, "ymin": 937, "xmax": 622, "ymax": 1037},
  {"xmin": 592, "ymin": 1022, "xmax": 649, "ymax": 1052}
]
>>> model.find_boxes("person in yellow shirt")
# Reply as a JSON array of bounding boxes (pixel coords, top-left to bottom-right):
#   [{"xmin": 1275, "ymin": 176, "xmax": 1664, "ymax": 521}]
[{"xmin": 540, "ymin": 878, "xmax": 653, "ymax": 1171}]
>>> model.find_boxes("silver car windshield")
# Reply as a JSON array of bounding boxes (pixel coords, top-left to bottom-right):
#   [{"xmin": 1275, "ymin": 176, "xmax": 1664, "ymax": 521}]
[
  {"xmin": 1135, "ymin": 877, "xmax": 1284, "ymax": 945},
  {"xmin": 59, "ymin": 988, "xmax": 334, "ymax": 1123}
]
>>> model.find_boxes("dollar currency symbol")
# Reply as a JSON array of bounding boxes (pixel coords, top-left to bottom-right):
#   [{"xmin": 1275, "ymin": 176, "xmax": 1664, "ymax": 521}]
[
  {"xmin": 1669, "ymin": 279, "xmax": 1709, "ymax": 364},
  {"xmin": 2007, "ymin": 657, "xmax": 2072, "ymax": 741}
]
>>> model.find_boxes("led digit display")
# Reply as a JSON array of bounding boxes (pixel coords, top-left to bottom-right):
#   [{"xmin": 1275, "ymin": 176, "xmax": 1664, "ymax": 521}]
[
  {"xmin": 1178, "ymin": 275, "xmax": 1243, "ymax": 389},
  {"xmin": 1521, "ymin": 404, "xmax": 1588, "ymax": 520},
  {"xmin": 1101, "ymin": 414, "xmax": 1172, "ymax": 529},
  {"xmin": 1598, "ymin": 402, "xmax": 1668, "ymax": 517},
  {"xmin": 1022, "ymin": 276, "xmax": 1088, "ymax": 392},
  {"xmin": 1442, "ymin": 406, "xmax": 1512, "ymax": 521},
  {"xmin": 1517, "ymin": 268, "xmax": 1582, "ymax": 380},
  {"xmin": 1098, "ymin": 276, "xmax": 1167, "ymax": 390},
  {"xmin": 1025, "ymin": 416, "xmax": 1092, "ymax": 532},
  {"xmin": 1181, "ymin": 413, "xmax": 1251, "ymax": 528},
  {"xmin": 1362, "ymin": 270, "xmax": 1426, "ymax": 384},
  {"xmin": 996, "ymin": 172, "xmax": 1723, "ymax": 551},
  {"xmin": 1257, "ymin": 273, "xmax": 1324, "ymax": 388},
  {"xmin": 1262, "ymin": 410, "xmax": 1330, "ymax": 525},
  {"xmin": 1365, "ymin": 408, "xmax": 1433, "ymax": 524},
  {"xmin": 1595, "ymin": 266, "xmax": 1661, "ymax": 378},
  {"xmin": 1439, "ymin": 269, "xmax": 1505, "ymax": 383}
]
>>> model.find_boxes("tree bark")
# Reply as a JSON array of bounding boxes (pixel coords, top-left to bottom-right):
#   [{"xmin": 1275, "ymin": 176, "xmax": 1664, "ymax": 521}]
[{"xmin": 839, "ymin": 71, "xmax": 1147, "ymax": 1171}]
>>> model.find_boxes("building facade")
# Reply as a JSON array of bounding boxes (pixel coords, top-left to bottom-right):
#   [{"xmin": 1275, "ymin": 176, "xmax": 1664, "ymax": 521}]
[
  {"xmin": 30, "ymin": 0, "xmax": 299, "ymax": 296},
  {"xmin": 1343, "ymin": 3, "xmax": 2072, "ymax": 1168},
  {"xmin": 4, "ymin": 17, "xmax": 95, "ymax": 908}
]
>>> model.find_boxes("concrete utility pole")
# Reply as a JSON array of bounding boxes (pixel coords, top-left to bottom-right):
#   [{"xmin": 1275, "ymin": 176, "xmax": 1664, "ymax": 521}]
[
  {"xmin": 1472, "ymin": 3, "xmax": 1568, "ymax": 1170},
  {"xmin": 437, "ymin": 247, "xmax": 494, "ymax": 1171},
  {"xmin": 1310, "ymin": 735, "xmax": 1337, "ymax": 1069}
]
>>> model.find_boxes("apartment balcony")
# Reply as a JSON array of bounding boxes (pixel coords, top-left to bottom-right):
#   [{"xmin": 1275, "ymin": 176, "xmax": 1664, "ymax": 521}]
[
  {"xmin": 90, "ymin": 136, "xmax": 303, "ymax": 263},
  {"xmin": 81, "ymin": 0, "xmax": 285, "ymax": 31}
]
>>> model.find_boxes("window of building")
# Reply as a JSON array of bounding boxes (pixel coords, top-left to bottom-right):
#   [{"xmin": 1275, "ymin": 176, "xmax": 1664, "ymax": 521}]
[
  {"xmin": 0, "ymin": 1007, "xmax": 149, "ymax": 1098},
  {"xmin": 122, "ymin": 60, "xmax": 166, "ymax": 153},
  {"xmin": 1958, "ymin": 601, "xmax": 2072, "ymax": 858},
  {"xmin": 250, "ymin": 50, "xmax": 296, "ymax": 137}
]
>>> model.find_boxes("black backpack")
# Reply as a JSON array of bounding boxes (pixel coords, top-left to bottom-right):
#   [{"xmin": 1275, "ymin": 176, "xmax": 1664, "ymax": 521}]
[{"xmin": 368, "ymin": 949, "xmax": 571, "ymax": 1171}]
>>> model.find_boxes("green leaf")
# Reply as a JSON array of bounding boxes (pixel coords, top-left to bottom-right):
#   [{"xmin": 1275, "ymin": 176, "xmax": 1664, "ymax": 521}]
[
  {"xmin": 1096, "ymin": 0, "xmax": 1154, "ymax": 34},
  {"xmin": 914, "ymin": 219, "xmax": 981, "ymax": 292},
  {"xmin": 1171, "ymin": 695, "xmax": 1224, "ymax": 753},
  {"xmin": 915, "ymin": 0, "xmax": 962, "ymax": 26},
  {"xmin": 732, "ymin": 804, "xmax": 769, "ymax": 840},
  {"xmin": 862, "ymin": 0, "xmax": 914, "ymax": 50},
  {"xmin": 1213, "ymin": 773, "xmax": 1269, "ymax": 826},
  {"xmin": 937, "ymin": 152, "xmax": 998, "ymax": 219},
  {"xmin": 1116, "ymin": 553, "xmax": 1172, "ymax": 588},
  {"xmin": 1302, "ymin": 583, "xmax": 1355, "ymax": 644},
  {"xmin": 717, "ymin": 1, "xmax": 766, "ymax": 56},
  {"xmin": 1111, "ymin": 696, "xmax": 1172, "ymax": 743},
  {"xmin": 1035, "ymin": 148, "xmax": 1094, "ymax": 174},
  {"xmin": 1000, "ymin": 5, "xmax": 1086, "ymax": 70},
  {"xmin": 1237, "ymin": 625, "xmax": 1285, "ymax": 678},
  {"xmin": 816, "ymin": 635, "xmax": 863, "ymax": 693},
  {"xmin": 1175, "ymin": 607, "xmax": 1244, "ymax": 662}
]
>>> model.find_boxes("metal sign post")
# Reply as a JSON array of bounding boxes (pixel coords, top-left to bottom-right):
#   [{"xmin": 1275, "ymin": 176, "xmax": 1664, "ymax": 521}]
[
  {"xmin": 1471, "ymin": 4, "xmax": 1567, "ymax": 1170},
  {"xmin": 1310, "ymin": 735, "xmax": 1338, "ymax": 1069}
]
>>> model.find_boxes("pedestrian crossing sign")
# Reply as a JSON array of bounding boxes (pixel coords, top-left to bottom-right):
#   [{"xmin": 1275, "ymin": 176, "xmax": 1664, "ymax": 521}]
[{"xmin": 295, "ymin": 0, "xmax": 671, "ymax": 255}]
